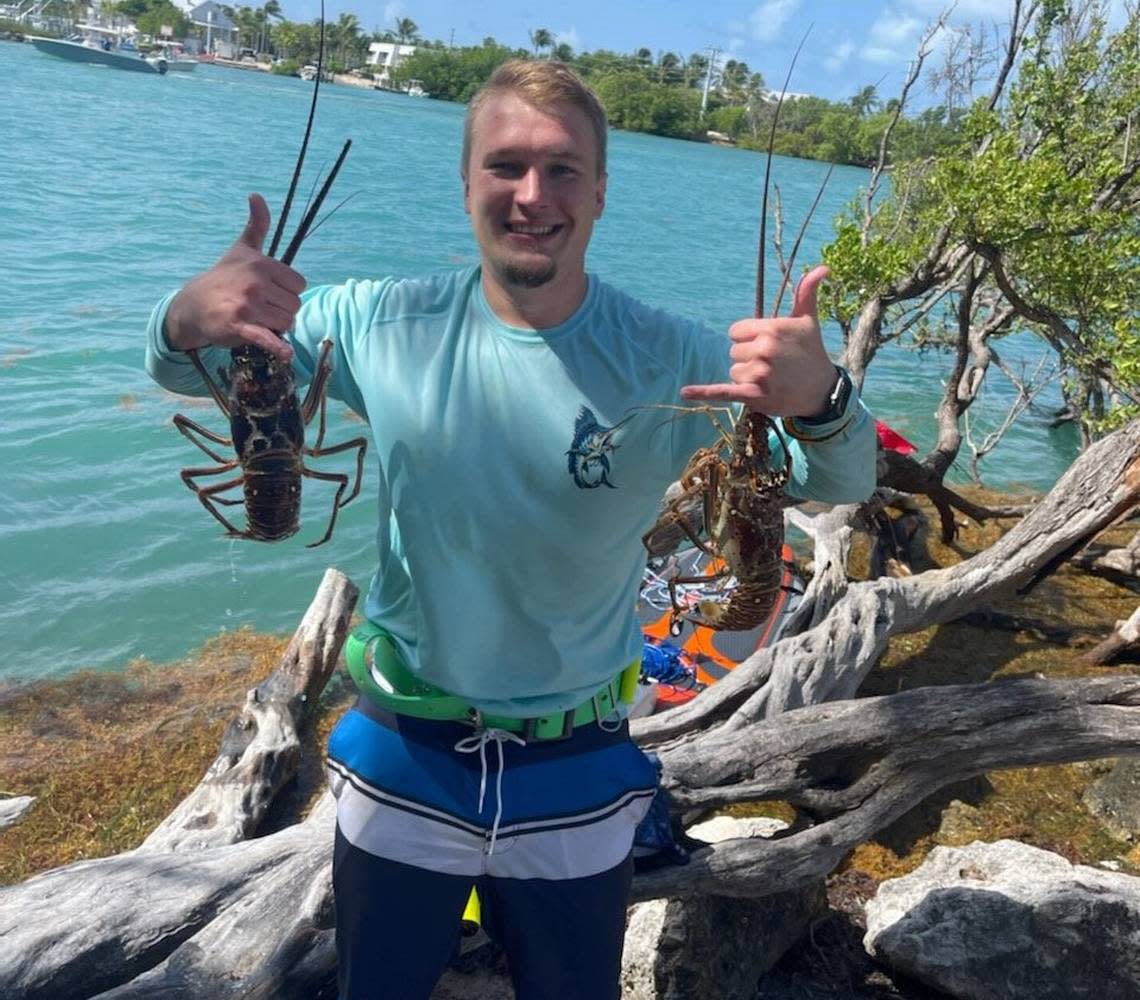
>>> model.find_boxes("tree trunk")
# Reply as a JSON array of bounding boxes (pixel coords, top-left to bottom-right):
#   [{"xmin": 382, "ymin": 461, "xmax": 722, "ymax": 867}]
[{"xmin": 141, "ymin": 568, "xmax": 358, "ymax": 853}]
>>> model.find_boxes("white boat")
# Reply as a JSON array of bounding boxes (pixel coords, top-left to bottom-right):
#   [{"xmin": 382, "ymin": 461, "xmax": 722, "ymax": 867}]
[
  {"xmin": 151, "ymin": 41, "xmax": 197, "ymax": 72},
  {"xmin": 29, "ymin": 24, "xmax": 167, "ymax": 74},
  {"xmin": 298, "ymin": 64, "xmax": 318, "ymax": 81}
]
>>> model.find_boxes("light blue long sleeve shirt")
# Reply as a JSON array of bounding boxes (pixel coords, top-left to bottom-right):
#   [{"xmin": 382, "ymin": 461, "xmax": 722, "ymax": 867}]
[{"xmin": 146, "ymin": 266, "xmax": 875, "ymax": 715}]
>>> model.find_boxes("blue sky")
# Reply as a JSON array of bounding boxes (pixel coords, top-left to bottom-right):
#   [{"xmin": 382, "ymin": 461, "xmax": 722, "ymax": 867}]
[{"xmin": 281, "ymin": 0, "xmax": 1132, "ymax": 105}]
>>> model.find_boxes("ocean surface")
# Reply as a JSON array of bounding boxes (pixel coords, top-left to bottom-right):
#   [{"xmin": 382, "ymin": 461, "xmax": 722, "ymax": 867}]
[{"xmin": 0, "ymin": 42, "xmax": 1080, "ymax": 681}]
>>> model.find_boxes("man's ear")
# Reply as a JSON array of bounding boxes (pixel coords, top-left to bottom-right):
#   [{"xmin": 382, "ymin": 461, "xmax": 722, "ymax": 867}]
[
  {"xmin": 462, "ymin": 173, "xmax": 471, "ymax": 214},
  {"xmin": 594, "ymin": 172, "xmax": 607, "ymax": 220}
]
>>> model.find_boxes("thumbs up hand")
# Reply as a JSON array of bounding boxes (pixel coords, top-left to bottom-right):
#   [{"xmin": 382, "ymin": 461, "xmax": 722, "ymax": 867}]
[
  {"xmin": 163, "ymin": 193, "xmax": 306, "ymax": 362},
  {"xmin": 681, "ymin": 265, "xmax": 836, "ymax": 418}
]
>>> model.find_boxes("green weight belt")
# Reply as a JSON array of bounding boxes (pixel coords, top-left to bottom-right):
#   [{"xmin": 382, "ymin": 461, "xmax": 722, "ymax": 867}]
[{"xmin": 344, "ymin": 621, "xmax": 638, "ymax": 741}]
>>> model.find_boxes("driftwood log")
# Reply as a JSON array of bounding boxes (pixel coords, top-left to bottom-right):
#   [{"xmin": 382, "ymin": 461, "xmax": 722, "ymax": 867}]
[
  {"xmin": 3, "ymin": 421, "xmax": 1140, "ymax": 998},
  {"xmin": 3, "ymin": 673, "xmax": 1138, "ymax": 999},
  {"xmin": 1081, "ymin": 604, "xmax": 1140, "ymax": 666}
]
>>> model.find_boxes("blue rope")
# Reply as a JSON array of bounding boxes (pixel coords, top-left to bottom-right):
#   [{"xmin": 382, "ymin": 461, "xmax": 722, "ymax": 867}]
[{"xmin": 641, "ymin": 639, "xmax": 697, "ymax": 687}]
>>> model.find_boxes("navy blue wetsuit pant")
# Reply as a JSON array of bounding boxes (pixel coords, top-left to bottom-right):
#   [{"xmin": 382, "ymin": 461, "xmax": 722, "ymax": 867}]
[{"xmin": 327, "ymin": 702, "xmax": 658, "ymax": 1000}]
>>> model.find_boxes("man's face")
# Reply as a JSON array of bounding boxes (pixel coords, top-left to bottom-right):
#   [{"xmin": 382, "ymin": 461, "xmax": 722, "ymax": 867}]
[{"xmin": 464, "ymin": 93, "xmax": 606, "ymax": 292}]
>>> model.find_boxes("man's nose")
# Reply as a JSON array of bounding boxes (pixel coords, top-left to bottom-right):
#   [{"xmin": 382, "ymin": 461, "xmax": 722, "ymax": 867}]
[{"xmin": 515, "ymin": 167, "xmax": 547, "ymax": 206}]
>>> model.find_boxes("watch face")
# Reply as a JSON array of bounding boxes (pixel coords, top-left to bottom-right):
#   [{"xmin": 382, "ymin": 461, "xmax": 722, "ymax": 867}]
[{"xmin": 831, "ymin": 367, "xmax": 852, "ymax": 414}]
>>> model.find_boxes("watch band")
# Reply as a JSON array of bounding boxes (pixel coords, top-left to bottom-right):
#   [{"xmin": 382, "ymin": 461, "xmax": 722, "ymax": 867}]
[
  {"xmin": 797, "ymin": 365, "xmax": 853, "ymax": 426},
  {"xmin": 783, "ymin": 366, "xmax": 857, "ymax": 442}
]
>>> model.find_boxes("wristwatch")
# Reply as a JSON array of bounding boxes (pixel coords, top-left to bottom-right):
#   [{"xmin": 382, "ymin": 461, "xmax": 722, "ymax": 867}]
[{"xmin": 797, "ymin": 365, "xmax": 854, "ymax": 425}]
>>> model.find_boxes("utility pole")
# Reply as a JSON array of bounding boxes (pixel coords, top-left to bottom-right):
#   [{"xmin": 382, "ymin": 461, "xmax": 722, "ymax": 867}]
[
  {"xmin": 700, "ymin": 46, "xmax": 720, "ymax": 118},
  {"xmin": 449, "ymin": 28, "xmax": 454, "ymax": 49}
]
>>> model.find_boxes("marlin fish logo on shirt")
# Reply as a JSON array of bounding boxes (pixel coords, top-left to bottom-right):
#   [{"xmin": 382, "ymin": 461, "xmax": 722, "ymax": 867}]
[{"xmin": 566, "ymin": 406, "xmax": 634, "ymax": 489}]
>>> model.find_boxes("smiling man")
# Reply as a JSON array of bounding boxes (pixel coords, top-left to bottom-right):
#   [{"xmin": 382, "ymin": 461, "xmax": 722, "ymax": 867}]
[
  {"xmin": 145, "ymin": 60, "xmax": 875, "ymax": 1000},
  {"xmin": 463, "ymin": 84, "xmax": 606, "ymax": 319}
]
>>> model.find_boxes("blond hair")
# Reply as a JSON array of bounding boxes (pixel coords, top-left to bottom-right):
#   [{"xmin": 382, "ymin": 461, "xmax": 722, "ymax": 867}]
[{"xmin": 461, "ymin": 60, "xmax": 608, "ymax": 178}]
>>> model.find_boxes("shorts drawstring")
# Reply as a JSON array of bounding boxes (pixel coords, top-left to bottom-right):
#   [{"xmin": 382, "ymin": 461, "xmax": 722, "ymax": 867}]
[{"xmin": 454, "ymin": 727, "xmax": 526, "ymax": 855}]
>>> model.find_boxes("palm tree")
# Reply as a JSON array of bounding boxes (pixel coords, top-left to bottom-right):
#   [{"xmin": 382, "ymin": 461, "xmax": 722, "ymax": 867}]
[
  {"xmin": 684, "ymin": 51, "xmax": 708, "ymax": 88},
  {"xmin": 262, "ymin": 0, "xmax": 283, "ymax": 52},
  {"xmin": 529, "ymin": 28, "xmax": 552, "ymax": 57},
  {"xmin": 234, "ymin": 6, "xmax": 258, "ymax": 50},
  {"xmin": 272, "ymin": 19, "xmax": 298, "ymax": 59},
  {"xmin": 850, "ymin": 84, "xmax": 881, "ymax": 116},
  {"xmin": 336, "ymin": 11, "xmax": 360, "ymax": 69},
  {"xmin": 390, "ymin": 16, "xmax": 418, "ymax": 79},
  {"xmin": 656, "ymin": 51, "xmax": 681, "ymax": 84},
  {"xmin": 552, "ymin": 41, "xmax": 573, "ymax": 62},
  {"xmin": 393, "ymin": 17, "xmax": 418, "ymax": 44},
  {"xmin": 253, "ymin": 6, "xmax": 269, "ymax": 55},
  {"xmin": 720, "ymin": 58, "xmax": 749, "ymax": 102}
]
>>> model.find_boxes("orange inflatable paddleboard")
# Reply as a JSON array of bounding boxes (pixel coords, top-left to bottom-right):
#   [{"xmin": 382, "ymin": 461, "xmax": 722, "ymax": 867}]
[{"xmin": 637, "ymin": 544, "xmax": 801, "ymax": 708}]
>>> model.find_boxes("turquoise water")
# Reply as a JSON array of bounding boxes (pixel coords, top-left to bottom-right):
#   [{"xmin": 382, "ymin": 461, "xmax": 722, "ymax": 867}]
[{"xmin": 0, "ymin": 42, "xmax": 1079, "ymax": 680}]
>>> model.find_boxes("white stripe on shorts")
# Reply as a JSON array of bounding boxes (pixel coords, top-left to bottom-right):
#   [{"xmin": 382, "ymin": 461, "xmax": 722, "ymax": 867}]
[{"xmin": 328, "ymin": 759, "xmax": 655, "ymax": 881}]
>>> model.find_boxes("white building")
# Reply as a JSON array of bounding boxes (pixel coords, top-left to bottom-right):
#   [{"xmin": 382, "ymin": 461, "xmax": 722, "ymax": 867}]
[
  {"xmin": 171, "ymin": 0, "xmax": 237, "ymax": 56},
  {"xmin": 366, "ymin": 41, "xmax": 415, "ymax": 87}
]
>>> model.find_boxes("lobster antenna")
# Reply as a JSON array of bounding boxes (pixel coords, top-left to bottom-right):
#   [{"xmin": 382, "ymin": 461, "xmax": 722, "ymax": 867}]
[
  {"xmin": 303, "ymin": 191, "xmax": 361, "ymax": 242},
  {"xmin": 281, "ymin": 139, "xmax": 353, "ymax": 265},
  {"xmin": 268, "ymin": 0, "xmax": 327, "ymax": 259},
  {"xmin": 771, "ymin": 162, "xmax": 834, "ymax": 316},
  {"xmin": 755, "ymin": 26, "xmax": 812, "ymax": 319},
  {"xmin": 297, "ymin": 159, "xmax": 332, "ymax": 228}
]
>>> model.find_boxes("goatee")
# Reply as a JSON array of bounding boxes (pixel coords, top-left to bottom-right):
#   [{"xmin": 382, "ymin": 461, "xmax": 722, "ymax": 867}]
[{"xmin": 498, "ymin": 258, "xmax": 557, "ymax": 289}]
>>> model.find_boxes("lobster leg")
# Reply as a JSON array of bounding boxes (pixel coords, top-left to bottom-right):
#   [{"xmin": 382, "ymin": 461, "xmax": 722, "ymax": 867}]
[
  {"xmin": 297, "ymin": 338, "xmax": 369, "ymax": 542},
  {"xmin": 298, "ymin": 340, "xmax": 336, "ymax": 429},
  {"xmin": 173, "ymin": 413, "xmax": 234, "ymax": 465},
  {"xmin": 186, "ymin": 349, "xmax": 232, "ymax": 416},
  {"xmin": 667, "ymin": 568, "xmax": 731, "ymax": 634},
  {"xmin": 300, "ymin": 466, "xmax": 354, "ymax": 548},
  {"xmin": 647, "ymin": 508, "xmax": 718, "ymax": 558},
  {"xmin": 305, "ymin": 434, "xmax": 369, "ymax": 509},
  {"xmin": 181, "ymin": 463, "xmax": 247, "ymax": 536}
]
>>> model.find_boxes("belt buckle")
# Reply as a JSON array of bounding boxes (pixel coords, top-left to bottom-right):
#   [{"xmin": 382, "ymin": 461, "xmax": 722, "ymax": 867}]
[{"xmin": 523, "ymin": 710, "xmax": 575, "ymax": 742}]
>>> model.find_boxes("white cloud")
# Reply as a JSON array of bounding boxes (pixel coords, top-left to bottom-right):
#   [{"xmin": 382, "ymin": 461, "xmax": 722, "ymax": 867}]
[
  {"xmin": 824, "ymin": 39, "xmax": 855, "ymax": 74},
  {"xmin": 554, "ymin": 27, "xmax": 581, "ymax": 53},
  {"xmin": 861, "ymin": 45, "xmax": 904, "ymax": 64},
  {"xmin": 748, "ymin": 0, "xmax": 802, "ymax": 43},
  {"xmin": 902, "ymin": 0, "xmax": 997, "ymax": 16},
  {"xmin": 868, "ymin": 8, "xmax": 924, "ymax": 46},
  {"xmin": 855, "ymin": 6, "xmax": 923, "ymax": 63}
]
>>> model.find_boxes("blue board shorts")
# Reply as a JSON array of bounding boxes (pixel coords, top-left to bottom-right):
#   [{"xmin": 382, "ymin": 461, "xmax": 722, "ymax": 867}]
[{"xmin": 327, "ymin": 699, "xmax": 659, "ymax": 999}]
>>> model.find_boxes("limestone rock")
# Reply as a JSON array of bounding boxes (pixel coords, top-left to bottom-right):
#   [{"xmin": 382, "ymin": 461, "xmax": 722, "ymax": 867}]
[
  {"xmin": 865, "ymin": 839, "xmax": 1140, "ymax": 999},
  {"xmin": 1084, "ymin": 758, "xmax": 1140, "ymax": 841},
  {"xmin": 622, "ymin": 887, "xmax": 825, "ymax": 1000},
  {"xmin": 622, "ymin": 815, "xmax": 823, "ymax": 1000},
  {"xmin": 935, "ymin": 798, "xmax": 986, "ymax": 844},
  {"xmin": 0, "ymin": 795, "xmax": 34, "ymax": 831},
  {"xmin": 686, "ymin": 815, "xmax": 789, "ymax": 841}
]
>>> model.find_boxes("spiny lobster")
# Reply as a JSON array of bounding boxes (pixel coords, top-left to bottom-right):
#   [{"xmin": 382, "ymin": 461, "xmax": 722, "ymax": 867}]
[
  {"xmin": 171, "ymin": 7, "xmax": 367, "ymax": 549},
  {"xmin": 642, "ymin": 35, "xmax": 833, "ymax": 633}
]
